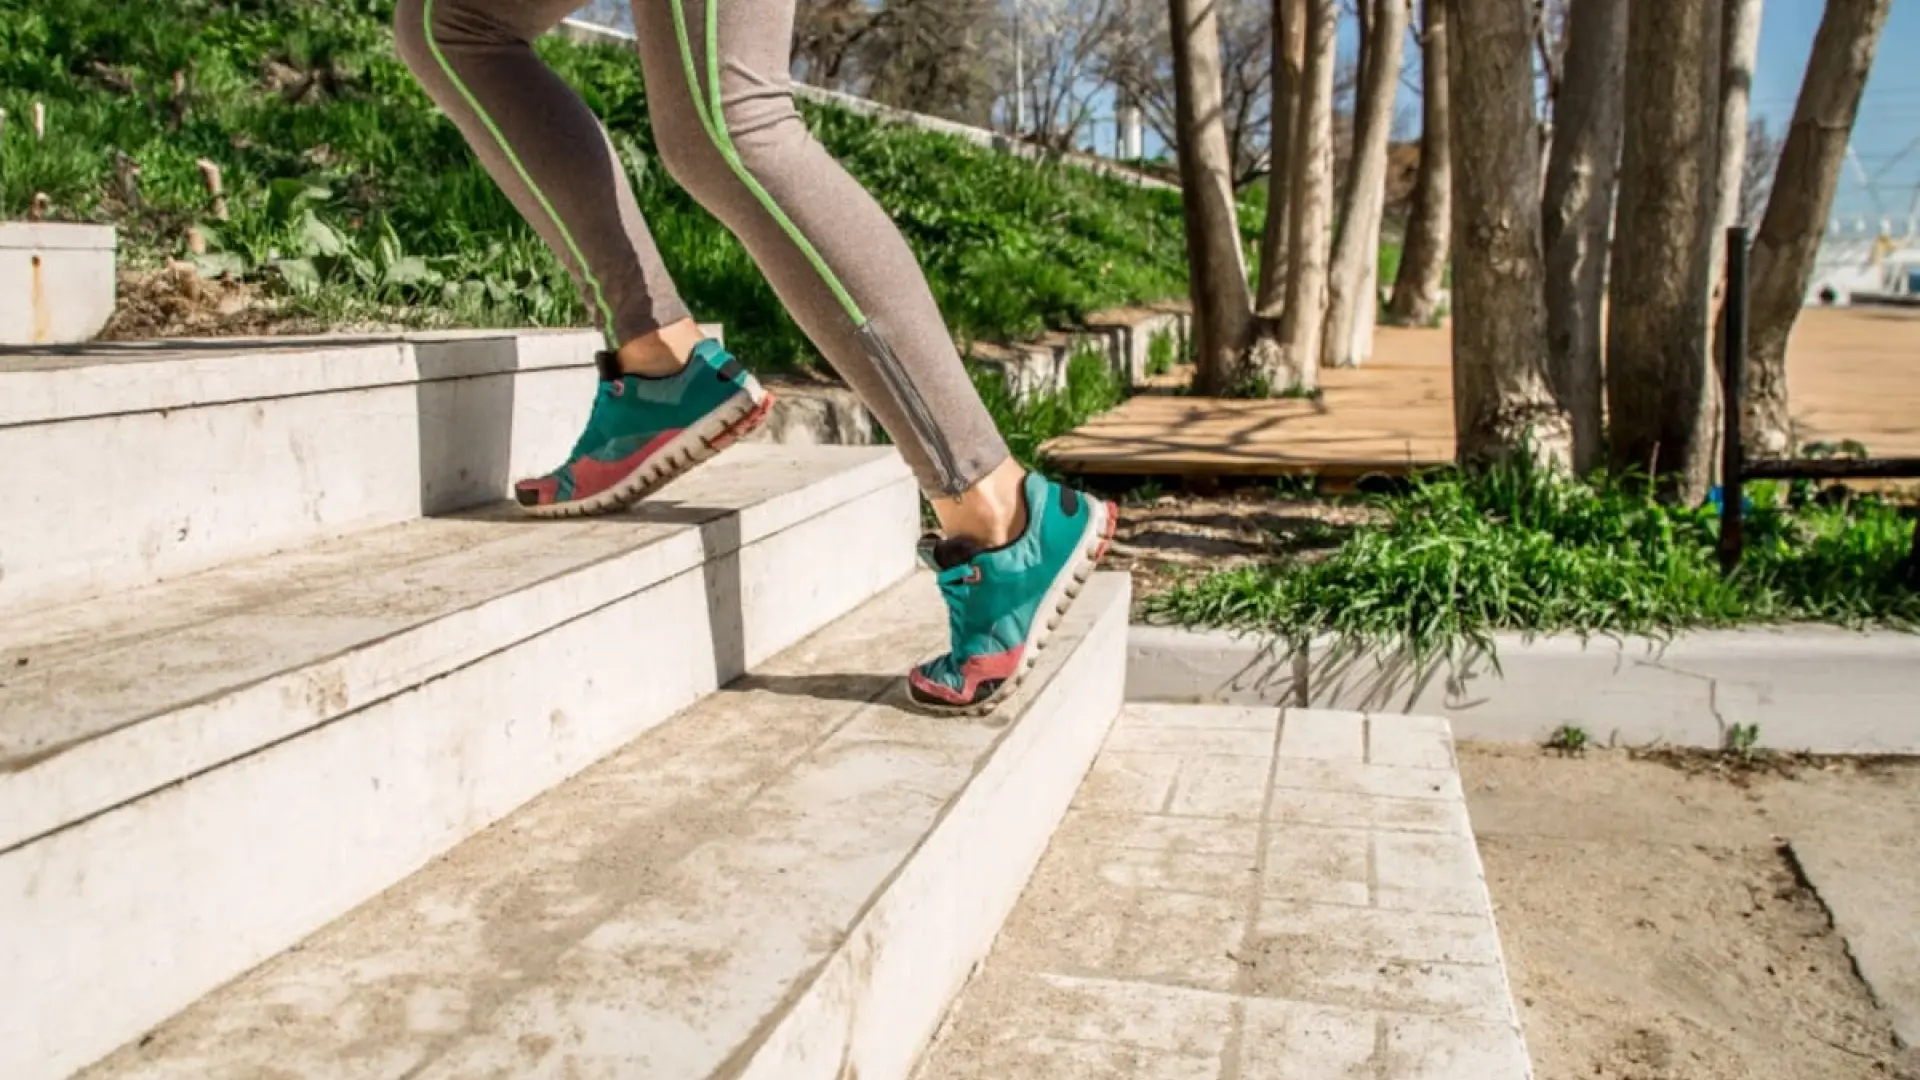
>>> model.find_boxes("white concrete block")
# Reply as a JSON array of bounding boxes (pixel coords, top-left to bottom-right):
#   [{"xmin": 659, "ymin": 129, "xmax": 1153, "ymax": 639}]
[
  {"xmin": 0, "ymin": 328, "xmax": 729, "ymax": 615},
  {"xmin": 0, "ymin": 444, "xmax": 912, "ymax": 849},
  {"xmin": 1277, "ymin": 708, "xmax": 1366, "ymax": 761},
  {"xmin": 0, "ymin": 447, "xmax": 918, "ymax": 1080},
  {"xmin": 68, "ymin": 572, "xmax": 1132, "ymax": 1080},
  {"xmin": 0, "ymin": 222, "xmax": 116, "ymax": 345}
]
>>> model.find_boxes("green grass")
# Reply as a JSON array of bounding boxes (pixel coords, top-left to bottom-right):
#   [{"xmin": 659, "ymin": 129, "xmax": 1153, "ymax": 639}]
[
  {"xmin": 0, "ymin": 0, "xmax": 1253, "ymax": 370},
  {"xmin": 1144, "ymin": 456, "xmax": 1919, "ymax": 660}
]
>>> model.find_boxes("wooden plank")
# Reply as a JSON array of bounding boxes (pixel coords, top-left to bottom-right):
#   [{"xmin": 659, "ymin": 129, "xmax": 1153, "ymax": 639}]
[{"xmin": 1042, "ymin": 310, "xmax": 1920, "ymax": 480}]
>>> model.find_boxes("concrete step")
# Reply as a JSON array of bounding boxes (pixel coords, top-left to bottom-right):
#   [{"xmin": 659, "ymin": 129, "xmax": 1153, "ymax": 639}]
[
  {"xmin": 0, "ymin": 444, "xmax": 917, "ymax": 1080},
  {"xmin": 0, "ymin": 327, "xmax": 715, "ymax": 615},
  {"xmin": 71, "ymin": 570, "xmax": 1132, "ymax": 1080},
  {"xmin": 915, "ymin": 705, "xmax": 1534, "ymax": 1080}
]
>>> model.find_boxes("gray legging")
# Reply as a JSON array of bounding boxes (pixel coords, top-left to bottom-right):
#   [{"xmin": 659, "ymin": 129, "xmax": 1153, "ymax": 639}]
[{"xmin": 392, "ymin": 0, "xmax": 1008, "ymax": 497}]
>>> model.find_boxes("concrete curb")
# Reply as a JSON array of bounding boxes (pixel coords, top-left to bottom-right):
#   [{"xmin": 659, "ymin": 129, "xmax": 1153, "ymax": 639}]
[{"xmin": 1127, "ymin": 624, "xmax": 1920, "ymax": 754}]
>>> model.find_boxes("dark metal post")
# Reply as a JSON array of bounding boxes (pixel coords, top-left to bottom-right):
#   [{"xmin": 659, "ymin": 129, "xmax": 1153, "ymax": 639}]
[{"xmin": 1718, "ymin": 226, "xmax": 1750, "ymax": 574}]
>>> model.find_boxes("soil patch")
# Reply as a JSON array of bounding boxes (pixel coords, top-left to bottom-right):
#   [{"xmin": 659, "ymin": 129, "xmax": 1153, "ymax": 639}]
[{"xmin": 1460, "ymin": 744, "xmax": 1920, "ymax": 1080}]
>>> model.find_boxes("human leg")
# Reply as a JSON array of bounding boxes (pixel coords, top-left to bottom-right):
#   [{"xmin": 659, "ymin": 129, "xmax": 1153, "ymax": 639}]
[
  {"xmin": 632, "ymin": 0, "xmax": 1116, "ymax": 709},
  {"xmin": 393, "ymin": 0, "xmax": 771, "ymax": 515}
]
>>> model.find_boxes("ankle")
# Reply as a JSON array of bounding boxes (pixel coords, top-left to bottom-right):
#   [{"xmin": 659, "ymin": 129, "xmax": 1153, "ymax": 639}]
[
  {"xmin": 932, "ymin": 458, "xmax": 1028, "ymax": 548},
  {"xmin": 616, "ymin": 319, "xmax": 706, "ymax": 378}
]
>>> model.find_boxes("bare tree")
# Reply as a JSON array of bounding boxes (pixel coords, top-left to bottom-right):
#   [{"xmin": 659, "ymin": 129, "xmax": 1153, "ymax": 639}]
[
  {"xmin": 1742, "ymin": 0, "xmax": 1893, "ymax": 457},
  {"xmin": 1708, "ymin": 0, "xmax": 1764, "ymax": 325},
  {"xmin": 1275, "ymin": 0, "xmax": 1340, "ymax": 389},
  {"xmin": 866, "ymin": 0, "xmax": 1001, "ymax": 120},
  {"xmin": 1104, "ymin": 0, "xmax": 1274, "ymax": 182},
  {"xmin": 1539, "ymin": 0, "xmax": 1626, "ymax": 473},
  {"xmin": 996, "ymin": 0, "xmax": 1129, "ymax": 148},
  {"xmin": 1387, "ymin": 0, "xmax": 1451, "ymax": 327},
  {"xmin": 792, "ymin": 0, "xmax": 999, "ymax": 121},
  {"xmin": 1170, "ymin": 0, "xmax": 1257, "ymax": 394},
  {"xmin": 1533, "ymin": 0, "xmax": 1572, "ymax": 167},
  {"xmin": 1321, "ymin": 0, "xmax": 1407, "ymax": 369},
  {"xmin": 1257, "ymin": 0, "xmax": 1309, "ymax": 315},
  {"xmin": 1607, "ymin": 0, "xmax": 1722, "ymax": 502},
  {"xmin": 1447, "ymin": 0, "xmax": 1571, "ymax": 466},
  {"xmin": 1739, "ymin": 117, "xmax": 1782, "ymax": 228}
]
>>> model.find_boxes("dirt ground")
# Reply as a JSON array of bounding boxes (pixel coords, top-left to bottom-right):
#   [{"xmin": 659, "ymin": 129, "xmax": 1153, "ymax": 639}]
[
  {"xmin": 1104, "ymin": 488, "xmax": 1379, "ymax": 612},
  {"xmin": 1460, "ymin": 744, "xmax": 1920, "ymax": 1080}
]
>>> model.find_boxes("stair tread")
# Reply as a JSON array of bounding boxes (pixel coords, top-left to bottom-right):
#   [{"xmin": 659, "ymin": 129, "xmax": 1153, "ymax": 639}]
[
  {"xmin": 80, "ymin": 572, "xmax": 1131, "ymax": 1080},
  {"xmin": 913, "ymin": 704, "xmax": 1533, "ymax": 1080},
  {"xmin": 0, "ymin": 444, "xmax": 906, "ymax": 849}
]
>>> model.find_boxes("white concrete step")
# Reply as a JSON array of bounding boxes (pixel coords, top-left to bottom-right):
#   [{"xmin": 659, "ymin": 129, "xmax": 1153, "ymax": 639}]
[
  {"xmin": 70, "ymin": 570, "xmax": 1132, "ymax": 1080},
  {"xmin": 0, "ymin": 444, "xmax": 917, "ymax": 1080},
  {"xmin": 0, "ymin": 327, "xmax": 716, "ymax": 615},
  {"xmin": 915, "ymin": 706, "xmax": 1534, "ymax": 1080}
]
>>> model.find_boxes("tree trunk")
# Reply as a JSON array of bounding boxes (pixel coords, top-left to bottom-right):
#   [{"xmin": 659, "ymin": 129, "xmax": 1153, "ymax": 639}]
[
  {"xmin": 1743, "ymin": 0, "xmax": 1891, "ymax": 458},
  {"xmin": 1275, "ymin": 0, "xmax": 1339, "ymax": 389},
  {"xmin": 1446, "ymin": 0, "xmax": 1571, "ymax": 466},
  {"xmin": 1539, "ymin": 0, "xmax": 1626, "ymax": 474},
  {"xmin": 1257, "ymin": 0, "xmax": 1309, "ymax": 316},
  {"xmin": 1171, "ymin": 0, "xmax": 1256, "ymax": 395},
  {"xmin": 1321, "ymin": 0, "xmax": 1406, "ymax": 369},
  {"xmin": 1708, "ymin": 0, "xmax": 1764, "ymax": 322},
  {"xmin": 1607, "ymin": 0, "xmax": 1721, "ymax": 502},
  {"xmin": 1387, "ymin": 0, "xmax": 1452, "ymax": 327}
]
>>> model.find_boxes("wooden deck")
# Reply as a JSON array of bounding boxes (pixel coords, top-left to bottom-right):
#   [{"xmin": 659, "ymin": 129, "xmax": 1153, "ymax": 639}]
[{"xmin": 1042, "ymin": 308, "xmax": 1920, "ymax": 480}]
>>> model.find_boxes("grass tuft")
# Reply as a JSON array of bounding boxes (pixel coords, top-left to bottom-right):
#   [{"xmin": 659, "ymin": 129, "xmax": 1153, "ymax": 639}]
[{"xmin": 1143, "ymin": 453, "xmax": 1920, "ymax": 659}]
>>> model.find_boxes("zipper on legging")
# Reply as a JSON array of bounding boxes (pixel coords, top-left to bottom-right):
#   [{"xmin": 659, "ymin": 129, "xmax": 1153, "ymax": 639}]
[
  {"xmin": 667, "ymin": 0, "xmax": 971, "ymax": 496},
  {"xmin": 856, "ymin": 322, "xmax": 968, "ymax": 495}
]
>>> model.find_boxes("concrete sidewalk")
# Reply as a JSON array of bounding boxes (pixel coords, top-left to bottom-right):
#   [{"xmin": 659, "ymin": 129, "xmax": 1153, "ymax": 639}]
[{"xmin": 914, "ymin": 706, "xmax": 1531, "ymax": 1080}]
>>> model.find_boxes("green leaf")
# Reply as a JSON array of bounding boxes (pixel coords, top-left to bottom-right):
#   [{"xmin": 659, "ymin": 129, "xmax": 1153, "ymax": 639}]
[
  {"xmin": 266, "ymin": 177, "xmax": 330, "ymax": 224},
  {"xmin": 296, "ymin": 210, "xmax": 345, "ymax": 257},
  {"xmin": 272, "ymin": 257, "xmax": 322, "ymax": 296},
  {"xmin": 382, "ymin": 255, "xmax": 434, "ymax": 287}
]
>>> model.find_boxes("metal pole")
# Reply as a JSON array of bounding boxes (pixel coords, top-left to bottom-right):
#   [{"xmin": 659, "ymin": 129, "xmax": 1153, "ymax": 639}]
[{"xmin": 1718, "ymin": 225, "xmax": 1750, "ymax": 574}]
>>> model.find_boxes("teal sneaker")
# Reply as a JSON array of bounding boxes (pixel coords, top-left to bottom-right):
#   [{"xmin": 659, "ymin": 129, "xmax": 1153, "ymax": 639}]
[
  {"xmin": 908, "ymin": 473, "xmax": 1118, "ymax": 713},
  {"xmin": 515, "ymin": 340, "xmax": 773, "ymax": 517}
]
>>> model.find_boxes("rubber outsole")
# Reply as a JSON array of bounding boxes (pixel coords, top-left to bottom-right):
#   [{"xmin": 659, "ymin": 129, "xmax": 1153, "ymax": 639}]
[
  {"xmin": 518, "ymin": 382, "xmax": 776, "ymax": 520},
  {"xmin": 911, "ymin": 497, "xmax": 1120, "ymax": 717}
]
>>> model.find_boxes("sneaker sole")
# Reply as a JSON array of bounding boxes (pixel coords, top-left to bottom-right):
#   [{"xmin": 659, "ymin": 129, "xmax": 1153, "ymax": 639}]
[
  {"xmin": 519, "ymin": 380, "xmax": 776, "ymax": 520},
  {"xmin": 914, "ymin": 495, "xmax": 1120, "ymax": 717}
]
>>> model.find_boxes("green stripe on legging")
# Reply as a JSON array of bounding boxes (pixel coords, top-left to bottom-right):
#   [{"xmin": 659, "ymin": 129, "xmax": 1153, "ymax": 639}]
[
  {"xmin": 667, "ymin": 0, "xmax": 866, "ymax": 325},
  {"xmin": 421, "ymin": 0, "xmax": 621, "ymax": 345}
]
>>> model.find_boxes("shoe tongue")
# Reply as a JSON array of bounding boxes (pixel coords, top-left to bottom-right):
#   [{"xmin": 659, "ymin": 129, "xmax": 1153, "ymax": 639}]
[{"xmin": 593, "ymin": 350, "xmax": 623, "ymax": 383}]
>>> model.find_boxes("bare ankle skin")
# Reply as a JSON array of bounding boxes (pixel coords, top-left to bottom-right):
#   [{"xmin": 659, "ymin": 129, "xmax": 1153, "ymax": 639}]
[
  {"xmin": 930, "ymin": 456, "xmax": 1028, "ymax": 548},
  {"xmin": 615, "ymin": 318, "xmax": 706, "ymax": 377}
]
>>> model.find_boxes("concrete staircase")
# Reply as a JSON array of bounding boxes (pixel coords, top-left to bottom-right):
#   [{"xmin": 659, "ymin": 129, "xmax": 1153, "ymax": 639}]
[{"xmin": 1, "ymin": 331, "xmax": 1529, "ymax": 1080}]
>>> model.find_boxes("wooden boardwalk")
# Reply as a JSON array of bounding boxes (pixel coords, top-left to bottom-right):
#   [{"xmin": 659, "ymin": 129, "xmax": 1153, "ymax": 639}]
[{"xmin": 1042, "ymin": 309, "xmax": 1920, "ymax": 480}]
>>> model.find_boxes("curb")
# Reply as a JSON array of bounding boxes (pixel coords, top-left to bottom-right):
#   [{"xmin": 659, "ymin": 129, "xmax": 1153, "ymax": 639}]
[{"xmin": 1127, "ymin": 624, "xmax": 1920, "ymax": 754}]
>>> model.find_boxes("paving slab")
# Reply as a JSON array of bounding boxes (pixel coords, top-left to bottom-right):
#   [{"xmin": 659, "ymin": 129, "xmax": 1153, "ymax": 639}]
[
  {"xmin": 1789, "ymin": 833, "xmax": 1920, "ymax": 1048},
  {"xmin": 915, "ymin": 705, "xmax": 1532, "ymax": 1080}
]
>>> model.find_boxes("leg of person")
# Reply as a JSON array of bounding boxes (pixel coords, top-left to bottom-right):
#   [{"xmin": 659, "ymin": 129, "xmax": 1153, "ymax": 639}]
[
  {"xmin": 393, "ymin": 0, "xmax": 773, "ymax": 517},
  {"xmin": 630, "ymin": 0, "xmax": 1117, "ymax": 712}
]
